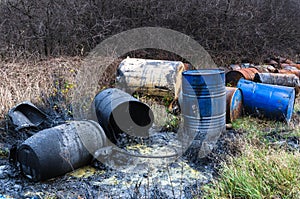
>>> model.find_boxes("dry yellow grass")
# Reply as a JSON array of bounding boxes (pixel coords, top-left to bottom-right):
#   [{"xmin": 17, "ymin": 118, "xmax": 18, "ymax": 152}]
[{"xmin": 0, "ymin": 57, "xmax": 82, "ymax": 120}]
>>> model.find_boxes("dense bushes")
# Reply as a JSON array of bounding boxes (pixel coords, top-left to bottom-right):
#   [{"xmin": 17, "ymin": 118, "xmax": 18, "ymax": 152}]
[{"xmin": 0, "ymin": 0, "xmax": 299, "ymax": 65}]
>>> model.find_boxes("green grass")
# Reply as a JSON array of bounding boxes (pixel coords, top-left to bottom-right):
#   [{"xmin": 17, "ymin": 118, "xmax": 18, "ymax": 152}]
[
  {"xmin": 202, "ymin": 145, "xmax": 300, "ymax": 199},
  {"xmin": 293, "ymin": 102, "xmax": 300, "ymax": 113},
  {"xmin": 231, "ymin": 98, "xmax": 300, "ymax": 141},
  {"xmin": 232, "ymin": 116, "xmax": 300, "ymax": 144},
  {"xmin": 202, "ymin": 104, "xmax": 300, "ymax": 199}
]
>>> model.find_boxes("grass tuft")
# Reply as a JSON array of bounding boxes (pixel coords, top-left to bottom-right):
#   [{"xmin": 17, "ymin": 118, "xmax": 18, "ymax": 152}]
[{"xmin": 202, "ymin": 145, "xmax": 300, "ymax": 199}]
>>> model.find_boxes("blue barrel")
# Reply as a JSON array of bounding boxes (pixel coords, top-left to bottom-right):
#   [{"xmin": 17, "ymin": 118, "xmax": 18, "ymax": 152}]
[
  {"xmin": 182, "ymin": 69, "xmax": 226, "ymax": 158},
  {"xmin": 237, "ymin": 79, "xmax": 295, "ymax": 123}
]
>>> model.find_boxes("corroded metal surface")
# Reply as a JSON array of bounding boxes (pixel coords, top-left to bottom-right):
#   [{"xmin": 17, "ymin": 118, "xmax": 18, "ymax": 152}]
[
  {"xmin": 116, "ymin": 57, "xmax": 188, "ymax": 97},
  {"xmin": 278, "ymin": 69, "xmax": 300, "ymax": 78},
  {"xmin": 17, "ymin": 121, "xmax": 106, "ymax": 181},
  {"xmin": 225, "ymin": 68, "xmax": 258, "ymax": 87},
  {"xmin": 254, "ymin": 73, "xmax": 300, "ymax": 92},
  {"xmin": 226, "ymin": 87, "xmax": 243, "ymax": 123},
  {"xmin": 252, "ymin": 65, "xmax": 277, "ymax": 73}
]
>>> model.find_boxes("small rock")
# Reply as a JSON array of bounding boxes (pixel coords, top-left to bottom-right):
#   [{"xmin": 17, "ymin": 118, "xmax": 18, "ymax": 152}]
[{"xmin": 226, "ymin": 123, "xmax": 233, "ymax": 129}]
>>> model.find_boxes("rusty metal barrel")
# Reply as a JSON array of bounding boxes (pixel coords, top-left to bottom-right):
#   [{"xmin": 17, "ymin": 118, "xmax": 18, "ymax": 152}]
[
  {"xmin": 254, "ymin": 73, "xmax": 300, "ymax": 94},
  {"xmin": 278, "ymin": 69, "xmax": 300, "ymax": 78},
  {"xmin": 226, "ymin": 68, "xmax": 259, "ymax": 87},
  {"xmin": 237, "ymin": 79, "xmax": 295, "ymax": 123},
  {"xmin": 182, "ymin": 69, "xmax": 226, "ymax": 158},
  {"xmin": 93, "ymin": 88, "xmax": 154, "ymax": 143},
  {"xmin": 116, "ymin": 57, "xmax": 191, "ymax": 97},
  {"xmin": 226, "ymin": 87, "xmax": 243, "ymax": 123},
  {"xmin": 17, "ymin": 120, "xmax": 106, "ymax": 181}
]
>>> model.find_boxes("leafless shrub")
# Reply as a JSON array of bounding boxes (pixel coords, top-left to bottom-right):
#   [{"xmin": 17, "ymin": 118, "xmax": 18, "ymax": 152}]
[{"xmin": 0, "ymin": 0, "xmax": 299, "ymax": 65}]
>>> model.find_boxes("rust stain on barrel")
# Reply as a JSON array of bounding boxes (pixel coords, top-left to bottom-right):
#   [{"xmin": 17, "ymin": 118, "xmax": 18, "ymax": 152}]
[
  {"xmin": 278, "ymin": 69, "xmax": 300, "ymax": 78},
  {"xmin": 226, "ymin": 87, "xmax": 243, "ymax": 123},
  {"xmin": 226, "ymin": 68, "xmax": 258, "ymax": 87}
]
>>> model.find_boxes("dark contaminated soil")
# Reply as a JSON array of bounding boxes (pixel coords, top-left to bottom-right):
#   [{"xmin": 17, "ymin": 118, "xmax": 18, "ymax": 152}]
[
  {"xmin": 0, "ymin": 111, "xmax": 245, "ymax": 199},
  {"xmin": 1, "ymin": 98, "xmax": 300, "ymax": 199},
  {"xmin": 1, "ymin": 103, "xmax": 300, "ymax": 198}
]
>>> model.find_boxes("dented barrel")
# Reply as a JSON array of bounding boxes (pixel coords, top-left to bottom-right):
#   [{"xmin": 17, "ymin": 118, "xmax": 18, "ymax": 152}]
[
  {"xmin": 116, "ymin": 57, "xmax": 191, "ymax": 97},
  {"xmin": 17, "ymin": 120, "xmax": 106, "ymax": 181},
  {"xmin": 254, "ymin": 73, "xmax": 300, "ymax": 87},
  {"xmin": 237, "ymin": 79, "xmax": 295, "ymax": 123},
  {"xmin": 254, "ymin": 73, "xmax": 300, "ymax": 94},
  {"xmin": 93, "ymin": 88, "xmax": 154, "ymax": 143},
  {"xmin": 226, "ymin": 68, "xmax": 258, "ymax": 87},
  {"xmin": 226, "ymin": 87, "xmax": 243, "ymax": 123},
  {"xmin": 182, "ymin": 69, "xmax": 226, "ymax": 158}
]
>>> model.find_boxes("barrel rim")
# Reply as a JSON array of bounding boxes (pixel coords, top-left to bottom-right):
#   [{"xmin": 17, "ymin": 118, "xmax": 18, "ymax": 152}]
[
  {"xmin": 182, "ymin": 68, "xmax": 225, "ymax": 76},
  {"xmin": 110, "ymin": 101, "xmax": 154, "ymax": 127},
  {"xmin": 229, "ymin": 88, "xmax": 243, "ymax": 123},
  {"xmin": 17, "ymin": 144, "xmax": 41, "ymax": 181}
]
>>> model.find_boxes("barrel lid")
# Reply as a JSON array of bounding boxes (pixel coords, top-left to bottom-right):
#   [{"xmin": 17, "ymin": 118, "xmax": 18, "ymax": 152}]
[
  {"xmin": 230, "ymin": 88, "xmax": 243, "ymax": 122},
  {"xmin": 17, "ymin": 144, "xmax": 41, "ymax": 181}
]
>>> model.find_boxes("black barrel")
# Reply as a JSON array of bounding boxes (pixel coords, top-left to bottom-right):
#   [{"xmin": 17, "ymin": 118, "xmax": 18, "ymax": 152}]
[
  {"xmin": 17, "ymin": 120, "xmax": 106, "ymax": 181},
  {"xmin": 182, "ymin": 69, "xmax": 226, "ymax": 158},
  {"xmin": 93, "ymin": 88, "xmax": 154, "ymax": 142}
]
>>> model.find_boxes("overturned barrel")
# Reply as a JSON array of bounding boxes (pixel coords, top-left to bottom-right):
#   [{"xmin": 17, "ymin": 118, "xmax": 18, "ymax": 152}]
[
  {"xmin": 237, "ymin": 79, "xmax": 295, "ymax": 123},
  {"xmin": 278, "ymin": 69, "xmax": 300, "ymax": 78},
  {"xmin": 116, "ymin": 57, "xmax": 191, "ymax": 97},
  {"xmin": 254, "ymin": 73, "xmax": 300, "ymax": 94},
  {"xmin": 226, "ymin": 68, "xmax": 258, "ymax": 87},
  {"xmin": 226, "ymin": 87, "xmax": 243, "ymax": 123},
  {"xmin": 17, "ymin": 120, "xmax": 106, "ymax": 181},
  {"xmin": 254, "ymin": 73, "xmax": 300, "ymax": 87},
  {"xmin": 182, "ymin": 69, "xmax": 226, "ymax": 158},
  {"xmin": 93, "ymin": 88, "xmax": 154, "ymax": 143}
]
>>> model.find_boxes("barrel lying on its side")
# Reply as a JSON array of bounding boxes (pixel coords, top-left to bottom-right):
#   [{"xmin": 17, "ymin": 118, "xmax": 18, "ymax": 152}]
[
  {"xmin": 278, "ymin": 69, "xmax": 300, "ymax": 78},
  {"xmin": 116, "ymin": 57, "xmax": 191, "ymax": 97},
  {"xmin": 237, "ymin": 79, "xmax": 295, "ymax": 123},
  {"xmin": 225, "ymin": 68, "xmax": 258, "ymax": 87},
  {"xmin": 93, "ymin": 88, "xmax": 154, "ymax": 143},
  {"xmin": 254, "ymin": 73, "xmax": 300, "ymax": 94},
  {"xmin": 17, "ymin": 120, "xmax": 106, "ymax": 181}
]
